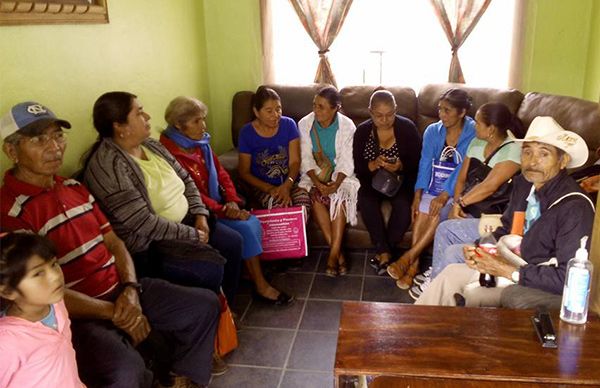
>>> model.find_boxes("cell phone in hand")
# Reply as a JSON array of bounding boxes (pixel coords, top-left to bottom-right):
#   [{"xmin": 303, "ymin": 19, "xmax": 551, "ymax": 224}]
[{"xmin": 386, "ymin": 157, "xmax": 397, "ymax": 164}]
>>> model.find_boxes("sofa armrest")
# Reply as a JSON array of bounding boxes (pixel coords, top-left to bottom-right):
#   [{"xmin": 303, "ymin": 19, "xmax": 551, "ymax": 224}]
[
  {"xmin": 218, "ymin": 148, "xmax": 239, "ymax": 178},
  {"xmin": 231, "ymin": 91, "xmax": 254, "ymax": 148},
  {"xmin": 518, "ymin": 92, "xmax": 600, "ymax": 168}
]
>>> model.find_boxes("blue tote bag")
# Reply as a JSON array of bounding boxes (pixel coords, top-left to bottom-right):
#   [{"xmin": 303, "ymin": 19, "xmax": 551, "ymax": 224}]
[{"xmin": 427, "ymin": 146, "xmax": 462, "ymax": 196}]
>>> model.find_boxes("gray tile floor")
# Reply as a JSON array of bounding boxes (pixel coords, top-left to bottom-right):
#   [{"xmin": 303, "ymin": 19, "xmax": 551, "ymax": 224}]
[{"xmin": 210, "ymin": 248, "xmax": 415, "ymax": 387}]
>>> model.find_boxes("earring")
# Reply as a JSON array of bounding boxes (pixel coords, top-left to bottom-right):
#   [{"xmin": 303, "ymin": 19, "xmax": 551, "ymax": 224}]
[{"xmin": 119, "ymin": 133, "xmax": 125, "ymax": 139}]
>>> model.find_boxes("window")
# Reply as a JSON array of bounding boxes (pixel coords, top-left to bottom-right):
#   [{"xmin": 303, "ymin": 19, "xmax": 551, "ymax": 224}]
[{"xmin": 270, "ymin": 0, "xmax": 516, "ymax": 91}]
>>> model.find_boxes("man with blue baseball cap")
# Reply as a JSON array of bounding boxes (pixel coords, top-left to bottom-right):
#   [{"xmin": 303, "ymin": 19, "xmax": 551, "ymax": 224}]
[
  {"xmin": 0, "ymin": 101, "xmax": 71, "ymax": 138},
  {"xmin": 1, "ymin": 101, "xmax": 222, "ymax": 387},
  {"xmin": 1, "ymin": 101, "xmax": 71, "ymax": 181}
]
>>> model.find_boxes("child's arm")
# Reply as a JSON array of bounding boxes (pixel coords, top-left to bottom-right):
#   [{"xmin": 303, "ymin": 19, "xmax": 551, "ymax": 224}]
[{"xmin": 0, "ymin": 340, "xmax": 19, "ymax": 387}]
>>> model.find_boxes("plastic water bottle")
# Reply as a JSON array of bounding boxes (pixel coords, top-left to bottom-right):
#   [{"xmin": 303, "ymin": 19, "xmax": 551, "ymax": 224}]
[
  {"xmin": 478, "ymin": 225, "xmax": 497, "ymax": 288},
  {"xmin": 560, "ymin": 236, "xmax": 593, "ymax": 325}
]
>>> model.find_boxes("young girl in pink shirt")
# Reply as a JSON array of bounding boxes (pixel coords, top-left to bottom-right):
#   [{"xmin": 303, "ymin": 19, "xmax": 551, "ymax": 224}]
[{"xmin": 0, "ymin": 233, "xmax": 84, "ymax": 388}]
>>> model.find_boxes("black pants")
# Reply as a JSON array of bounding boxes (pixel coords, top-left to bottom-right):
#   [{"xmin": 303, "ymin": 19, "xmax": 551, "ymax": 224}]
[
  {"xmin": 358, "ymin": 185, "xmax": 412, "ymax": 255},
  {"xmin": 133, "ymin": 222, "xmax": 243, "ymax": 304},
  {"xmin": 71, "ymin": 278, "xmax": 220, "ymax": 387}
]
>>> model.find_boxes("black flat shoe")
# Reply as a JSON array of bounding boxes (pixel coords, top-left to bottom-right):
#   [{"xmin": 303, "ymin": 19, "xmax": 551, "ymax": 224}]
[
  {"xmin": 254, "ymin": 291, "xmax": 295, "ymax": 306},
  {"xmin": 376, "ymin": 261, "xmax": 390, "ymax": 276},
  {"xmin": 369, "ymin": 256, "xmax": 390, "ymax": 276},
  {"xmin": 368, "ymin": 256, "xmax": 380, "ymax": 272}
]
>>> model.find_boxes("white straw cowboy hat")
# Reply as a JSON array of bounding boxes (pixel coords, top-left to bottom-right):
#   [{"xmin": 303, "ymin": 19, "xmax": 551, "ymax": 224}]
[{"xmin": 515, "ymin": 116, "xmax": 588, "ymax": 168}]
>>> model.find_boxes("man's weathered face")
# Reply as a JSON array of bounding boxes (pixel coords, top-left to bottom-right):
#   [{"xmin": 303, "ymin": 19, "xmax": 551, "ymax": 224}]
[
  {"xmin": 3, "ymin": 123, "xmax": 66, "ymax": 178},
  {"xmin": 521, "ymin": 141, "xmax": 569, "ymax": 188}
]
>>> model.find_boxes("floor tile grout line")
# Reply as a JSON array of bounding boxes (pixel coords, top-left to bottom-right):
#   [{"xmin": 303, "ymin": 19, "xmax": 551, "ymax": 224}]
[
  {"xmin": 359, "ymin": 250, "xmax": 368, "ymax": 301},
  {"xmin": 305, "ymin": 296, "xmax": 363, "ymax": 302},
  {"xmin": 224, "ymin": 363, "xmax": 332, "ymax": 374},
  {"xmin": 236, "ymin": 326, "xmax": 297, "ymax": 332},
  {"xmin": 240, "ymin": 293, "xmax": 253, "ymax": 323},
  {"xmin": 276, "ymin": 251, "xmax": 319, "ymax": 388},
  {"xmin": 237, "ymin": 325, "xmax": 338, "ymax": 334},
  {"xmin": 288, "ymin": 270, "xmax": 365, "ymax": 277},
  {"xmin": 281, "ymin": 368, "xmax": 331, "ymax": 374},
  {"xmin": 225, "ymin": 364, "xmax": 284, "ymax": 370}
]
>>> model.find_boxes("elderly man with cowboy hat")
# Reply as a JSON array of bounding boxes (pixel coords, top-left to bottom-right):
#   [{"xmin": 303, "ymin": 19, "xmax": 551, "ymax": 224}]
[
  {"xmin": 0, "ymin": 101, "xmax": 222, "ymax": 387},
  {"xmin": 415, "ymin": 116, "xmax": 595, "ymax": 309}
]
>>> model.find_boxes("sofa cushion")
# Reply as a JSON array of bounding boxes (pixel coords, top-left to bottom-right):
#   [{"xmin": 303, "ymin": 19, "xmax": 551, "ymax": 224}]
[
  {"xmin": 339, "ymin": 85, "xmax": 418, "ymax": 126},
  {"xmin": 417, "ymin": 83, "xmax": 525, "ymax": 134},
  {"xmin": 231, "ymin": 84, "xmax": 323, "ymax": 147},
  {"xmin": 218, "ymin": 148, "xmax": 240, "ymax": 179},
  {"xmin": 517, "ymin": 92, "xmax": 600, "ymax": 167}
]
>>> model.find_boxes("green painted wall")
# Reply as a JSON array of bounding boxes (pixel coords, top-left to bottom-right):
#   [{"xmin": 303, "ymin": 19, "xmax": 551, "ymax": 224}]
[
  {"xmin": 0, "ymin": 0, "xmax": 209, "ymax": 176},
  {"xmin": 2, "ymin": 0, "xmax": 598, "ymax": 177},
  {"xmin": 202, "ymin": 0, "xmax": 263, "ymax": 154},
  {"xmin": 584, "ymin": 0, "xmax": 600, "ymax": 102},
  {"xmin": 520, "ymin": 0, "xmax": 600, "ymax": 101}
]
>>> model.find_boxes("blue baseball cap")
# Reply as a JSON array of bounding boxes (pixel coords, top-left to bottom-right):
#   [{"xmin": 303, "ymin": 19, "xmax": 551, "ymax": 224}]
[{"xmin": 0, "ymin": 101, "xmax": 71, "ymax": 141}]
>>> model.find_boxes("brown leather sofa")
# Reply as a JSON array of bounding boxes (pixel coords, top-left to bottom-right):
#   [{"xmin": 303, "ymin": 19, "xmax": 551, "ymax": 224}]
[{"xmin": 220, "ymin": 83, "xmax": 600, "ymax": 248}]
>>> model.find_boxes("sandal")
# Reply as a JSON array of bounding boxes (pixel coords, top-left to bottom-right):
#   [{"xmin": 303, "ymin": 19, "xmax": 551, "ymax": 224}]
[
  {"xmin": 338, "ymin": 256, "xmax": 348, "ymax": 276},
  {"xmin": 396, "ymin": 259, "xmax": 420, "ymax": 290},
  {"xmin": 325, "ymin": 257, "xmax": 338, "ymax": 277},
  {"xmin": 387, "ymin": 255, "xmax": 413, "ymax": 280}
]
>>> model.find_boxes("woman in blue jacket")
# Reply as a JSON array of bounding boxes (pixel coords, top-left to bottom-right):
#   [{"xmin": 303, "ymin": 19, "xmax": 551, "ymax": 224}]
[{"xmin": 387, "ymin": 88, "xmax": 476, "ymax": 289}]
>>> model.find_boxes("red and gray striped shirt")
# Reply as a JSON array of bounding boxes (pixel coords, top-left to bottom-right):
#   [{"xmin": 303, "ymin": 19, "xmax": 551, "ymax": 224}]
[{"xmin": 1, "ymin": 172, "xmax": 119, "ymax": 298}]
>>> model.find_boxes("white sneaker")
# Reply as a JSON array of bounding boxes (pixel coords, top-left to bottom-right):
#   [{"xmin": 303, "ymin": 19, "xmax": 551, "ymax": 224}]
[
  {"xmin": 413, "ymin": 267, "xmax": 432, "ymax": 286},
  {"xmin": 409, "ymin": 277, "xmax": 431, "ymax": 300}
]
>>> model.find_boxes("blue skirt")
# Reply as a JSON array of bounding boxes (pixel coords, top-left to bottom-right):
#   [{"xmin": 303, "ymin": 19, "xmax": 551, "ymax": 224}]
[{"xmin": 217, "ymin": 215, "xmax": 263, "ymax": 259}]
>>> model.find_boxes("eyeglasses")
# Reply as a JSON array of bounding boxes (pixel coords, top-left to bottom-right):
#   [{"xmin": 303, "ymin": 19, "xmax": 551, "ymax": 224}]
[
  {"xmin": 370, "ymin": 110, "xmax": 396, "ymax": 121},
  {"xmin": 24, "ymin": 131, "xmax": 67, "ymax": 147}
]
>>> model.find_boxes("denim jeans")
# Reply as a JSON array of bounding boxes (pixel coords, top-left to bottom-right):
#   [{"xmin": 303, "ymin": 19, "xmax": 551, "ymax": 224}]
[{"xmin": 431, "ymin": 218, "xmax": 480, "ymax": 279}]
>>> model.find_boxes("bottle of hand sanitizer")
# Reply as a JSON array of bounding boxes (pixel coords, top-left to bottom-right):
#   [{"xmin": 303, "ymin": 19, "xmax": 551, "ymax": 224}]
[{"xmin": 560, "ymin": 236, "xmax": 593, "ymax": 324}]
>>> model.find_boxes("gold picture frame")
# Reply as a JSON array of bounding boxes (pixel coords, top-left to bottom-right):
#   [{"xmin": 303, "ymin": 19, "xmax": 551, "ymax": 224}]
[{"xmin": 0, "ymin": 0, "xmax": 108, "ymax": 25}]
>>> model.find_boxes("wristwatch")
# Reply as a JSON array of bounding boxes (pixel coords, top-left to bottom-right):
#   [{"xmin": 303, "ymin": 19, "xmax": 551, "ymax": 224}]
[
  {"xmin": 511, "ymin": 270, "xmax": 520, "ymax": 283},
  {"xmin": 122, "ymin": 281, "xmax": 143, "ymax": 294}
]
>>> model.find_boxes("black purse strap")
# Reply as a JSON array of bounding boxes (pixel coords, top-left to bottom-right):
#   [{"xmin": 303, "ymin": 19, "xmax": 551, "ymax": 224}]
[
  {"xmin": 482, "ymin": 141, "xmax": 514, "ymax": 166},
  {"xmin": 371, "ymin": 126, "xmax": 384, "ymax": 157}
]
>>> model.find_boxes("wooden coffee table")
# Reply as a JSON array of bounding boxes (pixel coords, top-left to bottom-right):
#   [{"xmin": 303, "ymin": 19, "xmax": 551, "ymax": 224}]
[{"xmin": 335, "ymin": 302, "xmax": 600, "ymax": 387}]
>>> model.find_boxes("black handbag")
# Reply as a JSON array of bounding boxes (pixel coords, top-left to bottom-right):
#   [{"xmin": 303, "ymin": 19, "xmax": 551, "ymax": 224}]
[
  {"xmin": 370, "ymin": 128, "xmax": 403, "ymax": 197},
  {"xmin": 462, "ymin": 141, "xmax": 515, "ymax": 217},
  {"xmin": 372, "ymin": 168, "xmax": 403, "ymax": 197}
]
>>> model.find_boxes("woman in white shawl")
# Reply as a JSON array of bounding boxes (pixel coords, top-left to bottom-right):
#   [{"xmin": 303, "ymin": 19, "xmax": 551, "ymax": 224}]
[{"xmin": 298, "ymin": 85, "xmax": 360, "ymax": 277}]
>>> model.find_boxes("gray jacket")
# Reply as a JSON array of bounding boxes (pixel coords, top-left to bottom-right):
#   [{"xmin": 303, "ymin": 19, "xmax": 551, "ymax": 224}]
[{"xmin": 83, "ymin": 137, "xmax": 209, "ymax": 253}]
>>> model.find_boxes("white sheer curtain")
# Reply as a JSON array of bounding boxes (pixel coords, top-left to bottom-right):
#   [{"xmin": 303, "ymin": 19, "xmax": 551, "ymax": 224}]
[{"xmin": 267, "ymin": 0, "xmax": 516, "ymax": 90}]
